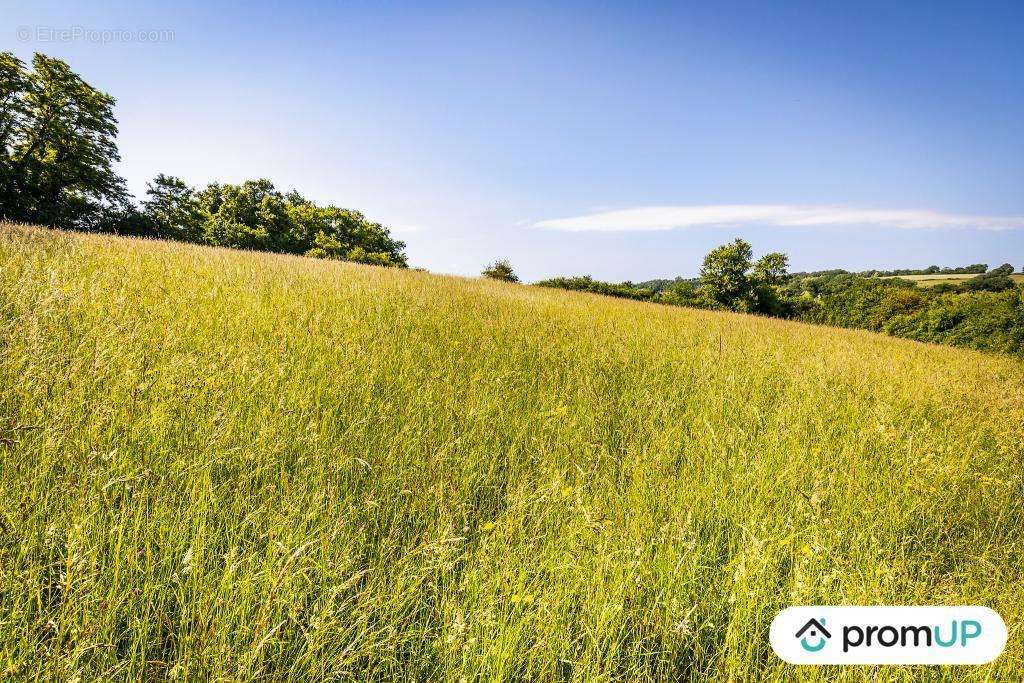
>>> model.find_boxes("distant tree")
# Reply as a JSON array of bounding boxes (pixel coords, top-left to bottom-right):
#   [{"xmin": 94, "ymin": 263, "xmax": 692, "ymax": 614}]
[
  {"xmin": 751, "ymin": 251, "xmax": 791, "ymax": 315},
  {"xmin": 697, "ymin": 239, "xmax": 793, "ymax": 314},
  {"xmin": 0, "ymin": 52, "xmax": 131, "ymax": 230},
  {"xmin": 482, "ymin": 260, "xmax": 519, "ymax": 283},
  {"xmin": 635, "ymin": 276, "xmax": 697, "ymax": 293},
  {"xmin": 536, "ymin": 275, "xmax": 652, "ymax": 301},
  {"xmin": 752, "ymin": 252, "xmax": 789, "ymax": 286},
  {"xmin": 656, "ymin": 280, "xmax": 706, "ymax": 307},
  {"xmin": 198, "ymin": 179, "xmax": 289, "ymax": 251},
  {"xmin": 143, "ymin": 174, "xmax": 204, "ymax": 241},
  {"xmin": 699, "ymin": 238, "xmax": 756, "ymax": 311},
  {"xmin": 958, "ymin": 264, "xmax": 1016, "ymax": 293},
  {"xmin": 138, "ymin": 175, "xmax": 408, "ymax": 266}
]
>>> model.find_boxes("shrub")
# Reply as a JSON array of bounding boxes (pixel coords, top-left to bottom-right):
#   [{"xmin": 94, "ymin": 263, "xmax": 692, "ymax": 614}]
[{"xmin": 482, "ymin": 260, "xmax": 520, "ymax": 283}]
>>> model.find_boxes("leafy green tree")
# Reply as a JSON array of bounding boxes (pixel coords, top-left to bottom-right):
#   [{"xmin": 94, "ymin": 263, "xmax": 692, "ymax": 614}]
[
  {"xmin": 482, "ymin": 260, "xmax": 519, "ymax": 283},
  {"xmin": 750, "ymin": 251, "xmax": 790, "ymax": 314},
  {"xmin": 138, "ymin": 175, "xmax": 408, "ymax": 266},
  {"xmin": 0, "ymin": 54, "xmax": 31, "ymax": 181},
  {"xmin": 697, "ymin": 239, "xmax": 792, "ymax": 314},
  {"xmin": 752, "ymin": 252, "xmax": 789, "ymax": 286},
  {"xmin": 289, "ymin": 200, "xmax": 406, "ymax": 266},
  {"xmin": 0, "ymin": 52, "xmax": 131, "ymax": 230},
  {"xmin": 142, "ymin": 174, "xmax": 204, "ymax": 241},
  {"xmin": 343, "ymin": 246, "xmax": 401, "ymax": 267},
  {"xmin": 699, "ymin": 238, "xmax": 755, "ymax": 311},
  {"xmin": 198, "ymin": 180, "xmax": 290, "ymax": 251},
  {"xmin": 959, "ymin": 263, "xmax": 1016, "ymax": 293},
  {"xmin": 656, "ymin": 280, "xmax": 706, "ymax": 307}
]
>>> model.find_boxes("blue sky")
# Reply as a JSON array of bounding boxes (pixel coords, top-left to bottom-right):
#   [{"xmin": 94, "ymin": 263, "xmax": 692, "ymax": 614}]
[{"xmin": 6, "ymin": 0, "xmax": 1024, "ymax": 280}]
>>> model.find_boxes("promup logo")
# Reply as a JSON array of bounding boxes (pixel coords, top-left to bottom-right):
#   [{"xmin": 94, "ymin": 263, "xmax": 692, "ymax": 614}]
[
  {"xmin": 795, "ymin": 618, "xmax": 831, "ymax": 652},
  {"xmin": 770, "ymin": 606, "xmax": 1006, "ymax": 665}
]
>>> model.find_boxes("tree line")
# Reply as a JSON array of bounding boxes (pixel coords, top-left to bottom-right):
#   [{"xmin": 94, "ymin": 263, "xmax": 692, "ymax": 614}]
[
  {"xmin": 527, "ymin": 241, "xmax": 1024, "ymax": 357},
  {"xmin": 0, "ymin": 52, "xmax": 407, "ymax": 266}
]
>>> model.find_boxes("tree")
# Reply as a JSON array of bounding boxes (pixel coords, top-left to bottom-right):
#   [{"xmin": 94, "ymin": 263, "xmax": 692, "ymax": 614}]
[
  {"xmin": 0, "ymin": 54, "xmax": 31, "ymax": 186},
  {"xmin": 656, "ymin": 280, "xmax": 706, "ymax": 307},
  {"xmin": 0, "ymin": 52, "xmax": 130, "ymax": 230},
  {"xmin": 482, "ymin": 260, "xmax": 519, "ymax": 283},
  {"xmin": 699, "ymin": 238, "xmax": 755, "ymax": 311},
  {"xmin": 142, "ymin": 174, "xmax": 204, "ymax": 241},
  {"xmin": 960, "ymin": 263, "xmax": 1016, "ymax": 292},
  {"xmin": 197, "ymin": 179, "xmax": 288, "ymax": 251},
  {"xmin": 752, "ymin": 251, "xmax": 789, "ymax": 287},
  {"xmin": 751, "ymin": 251, "xmax": 791, "ymax": 315},
  {"xmin": 697, "ymin": 239, "xmax": 791, "ymax": 314},
  {"xmin": 137, "ymin": 175, "xmax": 408, "ymax": 266}
]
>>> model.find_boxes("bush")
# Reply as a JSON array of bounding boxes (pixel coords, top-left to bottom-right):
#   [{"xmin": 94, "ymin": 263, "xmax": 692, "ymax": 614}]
[
  {"xmin": 535, "ymin": 276, "xmax": 651, "ymax": 301},
  {"xmin": 481, "ymin": 260, "xmax": 520, "ymax": 283}
]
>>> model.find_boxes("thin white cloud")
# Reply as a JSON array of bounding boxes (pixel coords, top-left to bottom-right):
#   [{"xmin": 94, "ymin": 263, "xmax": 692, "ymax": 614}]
[{"xmin": 533, "ymin": 205, "xmax": 1024, "ymax": 232}]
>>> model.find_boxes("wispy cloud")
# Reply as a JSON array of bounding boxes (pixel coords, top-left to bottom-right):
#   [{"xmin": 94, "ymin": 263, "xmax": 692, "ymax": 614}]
[{"xmin": 533, "ymin": 205, "xmax": 1024, "ymax": 232}]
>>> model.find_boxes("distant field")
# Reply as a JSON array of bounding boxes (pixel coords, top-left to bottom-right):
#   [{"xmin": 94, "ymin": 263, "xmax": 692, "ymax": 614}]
[
  {"xmin": 885, "ymin": 273, "xmax": 1024, "ymax": 287},
  {"xmin": 2, "ymin": 225, "xmax": 1023, "ymax": 681}
]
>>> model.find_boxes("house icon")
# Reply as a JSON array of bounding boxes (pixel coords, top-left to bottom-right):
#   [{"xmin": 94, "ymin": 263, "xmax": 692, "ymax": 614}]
[{"xmin": 795, "ymin": 618, "xmax": 831, "ymax": 652}]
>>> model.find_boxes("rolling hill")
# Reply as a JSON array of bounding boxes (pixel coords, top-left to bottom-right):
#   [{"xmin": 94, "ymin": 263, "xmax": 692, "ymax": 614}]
[{"xmin": 1, "ymin": 224, "xmax": 1022, "ymax": 680}]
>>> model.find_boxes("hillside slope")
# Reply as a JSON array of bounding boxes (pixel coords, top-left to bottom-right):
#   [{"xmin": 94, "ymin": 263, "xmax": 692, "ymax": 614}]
[{"xmin": 1, "ymin": 225, "xmax": 1023, "ymax": 681}]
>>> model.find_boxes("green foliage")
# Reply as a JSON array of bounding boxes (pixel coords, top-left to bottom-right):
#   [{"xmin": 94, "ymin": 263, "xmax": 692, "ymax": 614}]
[
  {"xmin": 653, "ymin": 280, "xmax": 706, "ymax": 307},
  {"xmin": 880, "ymin": 288, "xmax": 1024, "ymax": 353},
  {"xmin": 142, "ymin": 174, "xmax": 205, "ymax": 242},
  {"xmin": 749, "ymin": 251, "xmax": 791, "ymax": 316},
  {"xmin": 958, "ymin": 264, "xmax": 1016, "ymax": 293},
  {"xmin": 689, "ymin": 238, "xmax": 790, "ymax": 314},
  {"xmin": 535, "ymin": 275, "xmax": 651, "ymax": 300},
  {"xmin": 751, "ymin": 251, "xmax": 789, "ymax": 287},
  {"xmin": 858, "ymin": 263, "xmax": 988, "ymax": 276},
  {"xmin": 634, "ymin": 276, "xmax": 697, "ymax": 293},
  {"xmin": 699, "ymin": 238, "xmax": 756, "ymax": 311},
  {"xmin": 481, "ymin": 259, "xmax": 520, "ymax": 283},
  {"xmin": 142, "ymin": 175, "xmax": 407, "ymax": 267},
  {"xmin": 786, "ymin": 273, "xmax": 1024, "ymax": 356},
  {"xmin": 0, "ymin": 52, "xmax": 133, "ymax": 231},
  {"xmin": 696, "ymin": 238, "xmax": 792, "ymax": 315}
]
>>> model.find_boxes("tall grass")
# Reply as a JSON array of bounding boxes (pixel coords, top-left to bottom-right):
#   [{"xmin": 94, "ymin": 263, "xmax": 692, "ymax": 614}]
[{"xmin": 1, "ymin": 224, "xmax": 1022, "ymax": 681}]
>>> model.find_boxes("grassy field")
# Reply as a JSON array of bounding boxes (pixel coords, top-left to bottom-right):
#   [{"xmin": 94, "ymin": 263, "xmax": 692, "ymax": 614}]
[
  {"xmin": 886, "ymin": 273, "xmax": 1024, "ymax": 287},
  {"xmin": 2, "ymin": 224, "xmax": 1023, "ymax": 681}
]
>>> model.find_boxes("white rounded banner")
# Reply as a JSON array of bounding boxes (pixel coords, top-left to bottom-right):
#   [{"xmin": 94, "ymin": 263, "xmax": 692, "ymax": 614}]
[{"xmin": 770, "ymin": 606, "xmax": 1006, "ymax": 665}]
